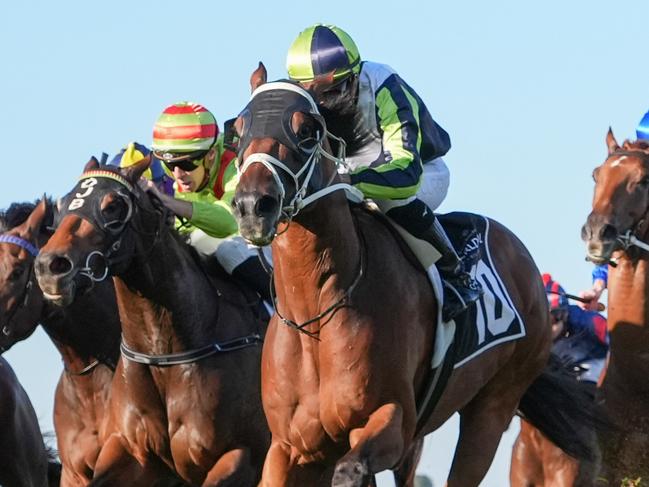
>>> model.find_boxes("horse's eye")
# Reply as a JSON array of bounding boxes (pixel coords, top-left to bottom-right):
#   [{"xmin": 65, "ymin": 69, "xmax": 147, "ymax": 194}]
[
  {"xmin": 102, "ymin": 199, "xmax": 124, "ymax": 217},
  {"xmin": 298, "ymin": 123, "xmax": 314, "ymax": 139},
  {"xmin": 8, "ymin": 267, "xmax": 23, "ymax": 282},
  {"xmin": 639, "ymin": 177, "xmax": 649, "ymax": 188},
  {"xmin": 592, "ymin": 169, "xmax": 599, "ymax": 182}
]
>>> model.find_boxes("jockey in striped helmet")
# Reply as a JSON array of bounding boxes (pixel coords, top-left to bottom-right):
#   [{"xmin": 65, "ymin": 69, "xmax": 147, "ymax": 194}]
[
  {"xmin": 542, "ymin": 273, "xmax": 609, "ymax": 384},
  {"xmin": 143, "ymin": 102, "xmax": 272, "ymax": 303},
  {"xmin": 286, "ymin": 24, "xmax": 482, "ymax": 322}
]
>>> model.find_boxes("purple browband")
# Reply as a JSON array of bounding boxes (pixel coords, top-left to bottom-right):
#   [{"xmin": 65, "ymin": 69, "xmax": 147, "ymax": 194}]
[{"xmin": 0, "ymin": 235, "xmax": 39, "ymax": 257}]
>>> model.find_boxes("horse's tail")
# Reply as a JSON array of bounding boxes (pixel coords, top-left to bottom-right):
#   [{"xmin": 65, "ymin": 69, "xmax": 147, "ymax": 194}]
[{"xmin": 517, "ymin": 352, "xmax": 609, "ymax": 462}]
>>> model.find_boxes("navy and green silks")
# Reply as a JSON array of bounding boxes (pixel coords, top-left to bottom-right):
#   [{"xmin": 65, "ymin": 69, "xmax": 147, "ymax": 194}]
[{"xmin": 344, "ymin": 62, "xmax": 451, "ymax": 200}]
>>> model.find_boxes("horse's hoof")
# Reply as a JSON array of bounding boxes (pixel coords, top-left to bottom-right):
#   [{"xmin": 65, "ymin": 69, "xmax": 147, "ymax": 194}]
[{"xmin": 331, "ymin": 459, "xmax": 369, "ymax": 487}]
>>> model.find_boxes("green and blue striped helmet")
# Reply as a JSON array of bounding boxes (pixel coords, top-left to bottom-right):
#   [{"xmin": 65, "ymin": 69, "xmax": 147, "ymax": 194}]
[{"xmin": 286, "ymin": 24, "xmax": 361, "ymax": 83}]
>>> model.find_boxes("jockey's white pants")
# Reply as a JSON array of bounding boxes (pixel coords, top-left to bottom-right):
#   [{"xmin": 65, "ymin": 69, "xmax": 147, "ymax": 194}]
[
  {"xmin": 186, "ymin": 230, "xmax": 273, "ymax": 273},
  {"xmin": 374, "ymin": 157, "xmax": 450, "ymax": 213}
]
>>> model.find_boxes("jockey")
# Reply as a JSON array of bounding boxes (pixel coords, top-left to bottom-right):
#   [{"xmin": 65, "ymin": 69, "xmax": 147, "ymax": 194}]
[
  {"xmin": 108, "ymin": 141, "xmax": 174, "ymax": 196},
  {"xmin": 286, "ymin": 24, "xmax": 482, "ymax": 322},
  {"xmin": 140, "ymin": 102, "xmax": 271, "ymax": 302},
  {"xmin": 543, "ymin": 273, "xmax": 609, "ymax": 385}
]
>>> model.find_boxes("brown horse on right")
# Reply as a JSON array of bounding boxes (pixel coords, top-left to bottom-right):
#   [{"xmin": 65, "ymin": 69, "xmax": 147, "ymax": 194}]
[
  {"xmin": 582, "ymin": 130, "xmax": 649, "ymax": 484},
  {"xmin": 231, "ymin": 66, "xmax": 601, "ymax": 487}
]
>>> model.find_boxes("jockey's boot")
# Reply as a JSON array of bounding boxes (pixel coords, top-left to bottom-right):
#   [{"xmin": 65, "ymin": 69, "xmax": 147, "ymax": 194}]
[
  {"xmin": 420, "ymin": 219, "xmax": 483, "ymax": 322},
  {"xmin": 232, "ymin": 256, "xmax": 272, "ymax": 303}
]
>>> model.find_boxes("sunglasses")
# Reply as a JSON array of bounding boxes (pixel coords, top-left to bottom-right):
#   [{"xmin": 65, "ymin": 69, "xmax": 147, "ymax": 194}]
[{"xmin": 154, "ymin": 150, "xmax": 208, "ymax": 172}]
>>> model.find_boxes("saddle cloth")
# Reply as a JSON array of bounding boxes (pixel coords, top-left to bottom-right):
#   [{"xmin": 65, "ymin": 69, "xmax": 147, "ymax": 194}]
[{"xmin": 388, "ymin": 212, "xmax": 528, "ymax": 426}]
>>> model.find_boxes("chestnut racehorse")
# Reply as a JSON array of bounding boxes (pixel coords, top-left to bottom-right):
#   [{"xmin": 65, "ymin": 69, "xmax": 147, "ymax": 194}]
[
  {"xmin": 231, "ymin": 65, "xmax": 600, "ymax": 487},
  {"xmin": 0, "ymin": 198, "xmax": 120, "ymax": 486},
  {"xmin": 0, "ymin": 355, "xmax": 60, "ymax": 487},
  {"xmin": 35, "ymin": 159, "xmax": 269, "ymax": 486},
  {"xmin": 582, "ymin": 130, "xmax": 649, "ymax": 483}
]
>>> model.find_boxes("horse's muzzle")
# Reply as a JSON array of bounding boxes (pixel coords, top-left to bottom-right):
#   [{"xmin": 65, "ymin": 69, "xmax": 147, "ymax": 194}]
[
  {"xmin": 35, "ymin": 252, "xmax": 77, "ymax": 306},
  {"xmin": 233, "ymin": 191, "xmax": 281, "ymax": 246},
  {"xmin": 581, "ymin": 214, "xmax": 619, "ymax": 263}
]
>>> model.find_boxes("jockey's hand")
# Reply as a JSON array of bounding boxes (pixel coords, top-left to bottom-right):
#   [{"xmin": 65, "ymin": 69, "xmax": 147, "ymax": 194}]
[{"xmin": 578, "ymin": 288, "xmax": 603, "ymax": 311}]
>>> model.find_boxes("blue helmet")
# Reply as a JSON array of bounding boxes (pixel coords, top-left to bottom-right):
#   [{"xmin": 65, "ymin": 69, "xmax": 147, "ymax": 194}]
[{"xmin": 637, "ymin": 110, "xmax": 649, "ymax": 140}]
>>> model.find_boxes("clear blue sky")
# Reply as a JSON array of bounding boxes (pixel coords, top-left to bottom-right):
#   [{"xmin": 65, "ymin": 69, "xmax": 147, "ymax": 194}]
[{"xmin": 1, "ymin": 1, "xmax": 647, "ymax": 485}]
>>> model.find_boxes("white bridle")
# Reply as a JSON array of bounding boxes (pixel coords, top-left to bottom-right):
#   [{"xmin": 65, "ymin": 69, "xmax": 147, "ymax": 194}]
[{"xmin": 238, "ymin": 82, "xmax": 363, "ymax": 219}]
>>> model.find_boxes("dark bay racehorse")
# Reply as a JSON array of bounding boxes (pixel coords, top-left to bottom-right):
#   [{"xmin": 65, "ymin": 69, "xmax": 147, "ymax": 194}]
[
  {"xmin": 0, "ymin": 355, "xmax": 60, "ymax": 487},
  {"xmin": 582, "ymin": 130, "xmax": 649, "ymax": 483},
  {"xmin": 0, "ymin": 199, "xmax": 119, "ymax": 486},
  {"xmin": 35, "ymin": 160, "xmax": 270, "ymax": 486},
  {"xmin": 231, "ymin": 65, "xmax": 600, "ymax": 487}
]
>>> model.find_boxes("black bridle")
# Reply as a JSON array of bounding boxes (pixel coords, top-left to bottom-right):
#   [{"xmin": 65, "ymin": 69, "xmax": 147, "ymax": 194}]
[{"xmin": 63, "ymin": 169, "xmax": 263, "ymax": 366}]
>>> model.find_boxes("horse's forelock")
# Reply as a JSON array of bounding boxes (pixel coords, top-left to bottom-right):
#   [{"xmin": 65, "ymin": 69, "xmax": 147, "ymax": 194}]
[{"xmin": 0, "ymin": 199, "xmax": 49, "ymax": 233}]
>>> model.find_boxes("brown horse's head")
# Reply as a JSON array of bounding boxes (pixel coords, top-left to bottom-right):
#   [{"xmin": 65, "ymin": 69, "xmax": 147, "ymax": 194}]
[
  {"xmin": 232, "ymin": 63, "xmax": 340, "ymax": 246},
  {"xmin": 0, "ymin": 199, "xmax": 52, "ymax": 349},
  {"xmin": 35, "ymin": 157, "xmax": 152, "ymax": 306},
  {"xmin": 582, "ymin": 129, "xmax": 649, "ymax": 264}
]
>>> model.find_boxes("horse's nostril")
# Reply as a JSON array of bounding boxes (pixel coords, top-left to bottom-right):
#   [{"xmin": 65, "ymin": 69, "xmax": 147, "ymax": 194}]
[
  {"xmin": 255, "ymin": 195, "xmax": 278, "ymax": 217},
  {"xmin": 581, "ymin": 224, "xmax": 591, "ymax": 241},
  {"xmin": 600, "ymin": 224, "xmax": 618, "ymax": 241},
  {"xmin": 49, "ymin": 256, "xmax": 73, "ymax": 276}
]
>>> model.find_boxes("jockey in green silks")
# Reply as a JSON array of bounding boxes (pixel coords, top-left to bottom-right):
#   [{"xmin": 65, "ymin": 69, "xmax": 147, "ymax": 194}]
[{"xmin": 122, "ymin": 102, "xmax": 272, "ymax": 302}]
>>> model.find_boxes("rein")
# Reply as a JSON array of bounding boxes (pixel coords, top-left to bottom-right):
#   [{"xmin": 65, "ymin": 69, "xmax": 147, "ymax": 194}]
[
  {"xmin": 0, "ymin": 235, "xmax": 38, "ymax": 337},
  {"xmin": 120, "ymin": 333, "xmax": 263, "ymax": 366},
  {"xmin": 69, "ymin": 170, "xmax": 263, "ymax": 366}
]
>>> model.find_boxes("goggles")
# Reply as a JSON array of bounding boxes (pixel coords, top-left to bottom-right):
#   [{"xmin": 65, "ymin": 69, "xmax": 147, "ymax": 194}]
[{"xmin": 153, "ymin": 149, "xmax": 208, "ymax": 172}]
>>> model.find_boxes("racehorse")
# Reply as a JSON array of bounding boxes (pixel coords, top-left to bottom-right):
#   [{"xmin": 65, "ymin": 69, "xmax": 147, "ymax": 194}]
[
  {"xmin": 582, "ymin": 129, "xmax": 649, "ymax": 483},
  {"xmin": 511, "ymin": 418, "xmax": 580, "ymax": 487},
  {"xmin": 0, "ymin": 355, "xmax": 60, "ymax": 487},
  {"xmin": 0, "ymin": 198, "xmax": 120, "ymax": 486},
  {"xmin": 35, "ymin": 159, "xmax": 270, "ymax": 486},
  {"xmin": 231, "ymin": 64, "xmax": 601, "ymax": 487}
]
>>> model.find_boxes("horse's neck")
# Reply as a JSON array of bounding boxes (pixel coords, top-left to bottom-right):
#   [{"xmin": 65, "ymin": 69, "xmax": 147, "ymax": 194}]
[
  {"xmin": 115, "ymin": 229, "xmax": 219, "ymax": 352},
  {"xmin": 608, "ymin": 225, "xmax": 649, "ymax": 347},
  {"xmin": 41, "ymin": 282, "xmax": 120, "ymax": 369},
  {"xmin": 273, "ymin": 194, "xmax": 360, "ymax": 332}
]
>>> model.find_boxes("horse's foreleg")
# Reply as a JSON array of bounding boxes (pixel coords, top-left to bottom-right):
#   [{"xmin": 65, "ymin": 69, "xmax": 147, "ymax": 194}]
[
  {"xmin": 447, "ymin": 397, "xmax": 518, "ymax": 487},
  {"xmin": 392, "ymin": 438, "xmax": 424, "ymax": 487},
  {"xmin": 202, "ymin": 448, "xmax": 255, "ymax": 486},
  {"xmin": 332, "ymin": 402, "xmax": 406, "ymax": 487},
  {"xmin": 90, "ymin": 435, "xmax": 179, "ymax": 487}
]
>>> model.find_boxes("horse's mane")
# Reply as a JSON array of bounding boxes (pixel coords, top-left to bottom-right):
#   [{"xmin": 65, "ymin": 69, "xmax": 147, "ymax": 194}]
[
  {"xmin": 0, "ymin": 197, "xmax": 53, "ymax": 233},
  {"xmin": 622, "ymin": 139, "xmax": 649, "ymax": 152}
]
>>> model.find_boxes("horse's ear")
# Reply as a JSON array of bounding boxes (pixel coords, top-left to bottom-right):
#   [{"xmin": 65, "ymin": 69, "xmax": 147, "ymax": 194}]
[
  {"xmin": 309, "ymin": 71, "xmax": 336, "ymax": 97},
  {"xmin": 122, "ymin": 154, "xmax": 151, "ymax": 183},
  {"xmin": 606, "ymin": 127, "xmax": 620, "ymax": 155},
  {"xmin": 22, "ymin": 197, "xmax": 49, "ymax": 241},
  {"xmin": 84, "ymin": 156, "xmax": 99, "ymax": 172},
  {"xmin": 250, "ymin": 62, "xmax": 267, "ymax": 93}
]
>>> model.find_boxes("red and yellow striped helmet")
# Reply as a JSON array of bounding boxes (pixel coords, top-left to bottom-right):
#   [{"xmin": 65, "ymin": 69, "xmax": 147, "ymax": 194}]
[{"xmin": 152, "ymin": 102, "xmax": 218, "ymax": 153}]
